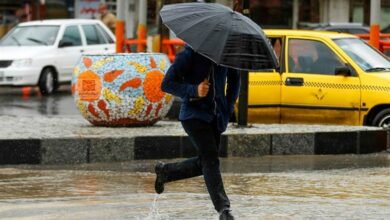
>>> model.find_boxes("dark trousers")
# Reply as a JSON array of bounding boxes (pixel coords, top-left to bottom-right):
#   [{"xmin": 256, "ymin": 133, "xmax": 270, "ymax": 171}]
[{"xmin": 163, "ymin": 118, "xmax": 230, "ymax": 213}]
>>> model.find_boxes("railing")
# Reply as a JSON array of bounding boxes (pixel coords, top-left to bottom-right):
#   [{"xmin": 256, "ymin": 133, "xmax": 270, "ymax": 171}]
[
  {"xmin": 124, "ymin": 38, "xmax": 147, "ymax": 53},
  {"xmin": 117, "ymin": 24, "xmax": 390, "ymax": 62},
  {"xmin": 355, "ymin": 33, "xmax": 390, "ymax": 54},
  {"xmin": 354, "ymin": 33, "xmax": 390, "ymax": 40},
  {"xmin": 115, "ymin": 21, "xmax": 185, "ymax": 61},
  {"xmin": 162, "ymin": 38, "xmax": 185, "ymax": 62},
  {"xmin": 380, "ymin": 41, "xmax": 390, "ymax": 52},
  {"xmin": 123, "ymin": 37, "xmax": 185, "ymax": 62}
]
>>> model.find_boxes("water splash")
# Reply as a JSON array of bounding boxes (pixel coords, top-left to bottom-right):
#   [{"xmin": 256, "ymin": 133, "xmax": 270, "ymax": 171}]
[{"xmin": 145, "ymin": 194, "xmax": 162, "ymax": 220}]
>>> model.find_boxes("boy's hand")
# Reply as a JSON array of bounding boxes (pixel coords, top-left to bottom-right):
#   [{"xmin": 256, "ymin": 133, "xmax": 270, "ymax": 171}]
[{"xmin": 197, "ymin": 79, "xmax": 209, "ymax": 97}]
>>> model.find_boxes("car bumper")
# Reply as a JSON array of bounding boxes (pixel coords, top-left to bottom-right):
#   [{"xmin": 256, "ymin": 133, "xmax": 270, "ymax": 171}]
[{"xmin": 0, "ymin": 67, "xmax": 41, "ymax": 86}]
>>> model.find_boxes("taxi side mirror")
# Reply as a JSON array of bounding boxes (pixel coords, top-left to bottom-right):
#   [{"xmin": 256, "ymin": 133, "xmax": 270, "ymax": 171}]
[{"xmin": 335, "ymin": 66, "xmax": 352, "ymax": 76}]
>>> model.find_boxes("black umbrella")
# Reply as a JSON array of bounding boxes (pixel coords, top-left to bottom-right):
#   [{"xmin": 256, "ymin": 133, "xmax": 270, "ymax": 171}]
[{"xmin": 160, "ymin": 2, "xmax": 278, "ymax": 71}]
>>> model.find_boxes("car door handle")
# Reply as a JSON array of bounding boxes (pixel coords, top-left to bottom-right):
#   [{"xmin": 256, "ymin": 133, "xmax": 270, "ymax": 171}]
[
  {"xmin": 285, "ymin": 77, "xmax": 304, "ymax": 86},
  {"xmin": 80, "ymin": 49, "xmax": 84, "ymax": 53},
  {"xmin": 104, "ymin": 48, "xmax": 108, "ymax": 50}
]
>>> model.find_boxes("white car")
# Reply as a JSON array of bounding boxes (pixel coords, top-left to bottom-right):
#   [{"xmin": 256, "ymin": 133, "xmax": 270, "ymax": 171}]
[{"xmin": 0, "ymin": 19, "xmax": 116, "ymax": 95}]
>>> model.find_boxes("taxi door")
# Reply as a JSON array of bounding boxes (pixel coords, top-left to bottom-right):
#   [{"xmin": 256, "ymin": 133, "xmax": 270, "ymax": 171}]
[
  {"xmin": 280, "ymin": 37, "xmax": 361, "ymax": 125},
  {"xmin": 247, "ymin": 37, "xmax": 283, "ymax": 123}
]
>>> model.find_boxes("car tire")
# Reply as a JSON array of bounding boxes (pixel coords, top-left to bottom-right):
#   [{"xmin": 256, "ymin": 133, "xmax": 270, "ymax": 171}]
[
  {"xmin": 372, "ymin": 108, "xmax": 390, "ymax": 128},
  {"xmin": 38, "ymin": 67, "xmax": 57, "ymax": 95}
]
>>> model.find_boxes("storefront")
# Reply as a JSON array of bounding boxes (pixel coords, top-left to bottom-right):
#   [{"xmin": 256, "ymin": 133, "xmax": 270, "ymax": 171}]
[
  {"xmin": 0, "ymin": 0, "xmax": 72, "ymax": 38},
  {"xmin": 351, "ymin": 0, "xmax": 390, "ymax": 32}
]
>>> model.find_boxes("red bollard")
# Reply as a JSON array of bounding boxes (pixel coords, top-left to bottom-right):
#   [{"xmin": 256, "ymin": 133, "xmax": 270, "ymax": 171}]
[
  {"xmin": 370, "ymin": 24, "xmax": 380, "ymax": 49},
  {"xmin": 116, "ymin": 20, "xmax": 125, "ymax": 53},
  {"xmin": 21, "ymin": 86, "xmax": 31, "ymax": 97}
]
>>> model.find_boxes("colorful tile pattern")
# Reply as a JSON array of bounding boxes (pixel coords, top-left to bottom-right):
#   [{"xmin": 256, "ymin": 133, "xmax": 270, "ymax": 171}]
[{"xmin": 72, "ymin": 53, "xmax": 173, "ymax": 126}]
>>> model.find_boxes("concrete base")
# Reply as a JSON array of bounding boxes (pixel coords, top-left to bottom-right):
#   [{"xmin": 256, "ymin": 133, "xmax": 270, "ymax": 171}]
[{"xmin": 0, "ymin": 116, "xmax": 388, "ymax": 164}]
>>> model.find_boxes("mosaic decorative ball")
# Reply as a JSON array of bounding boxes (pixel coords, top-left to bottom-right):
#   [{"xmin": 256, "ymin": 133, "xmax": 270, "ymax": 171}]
[{"xmin": 71, "ymin": 53, "xmax": 173, "ymax": 126}]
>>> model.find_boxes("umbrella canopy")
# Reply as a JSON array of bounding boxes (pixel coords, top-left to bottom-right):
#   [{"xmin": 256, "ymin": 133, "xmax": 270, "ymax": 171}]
[{"xmin": 160, "ymin": 3, "xmax": 278, "ymax": 71}]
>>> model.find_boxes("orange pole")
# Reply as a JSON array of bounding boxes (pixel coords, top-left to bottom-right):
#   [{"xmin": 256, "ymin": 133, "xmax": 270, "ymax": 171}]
[
  {"xmin": 370, "ymin": 24, "xmax": 380, "ymax": 49},
  {"xmin": 115, "ymin": 20, "xmax": 125, "ymax": 53}
]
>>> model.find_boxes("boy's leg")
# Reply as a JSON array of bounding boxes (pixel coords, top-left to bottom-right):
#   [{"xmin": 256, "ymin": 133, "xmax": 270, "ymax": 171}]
[
  {"xmin": 163, "ymin": 156, "xmax": 202, "ymax": 182},
  {"xmin": 181, "ymin": 119, "xmax": 230, "ymax": 213}
]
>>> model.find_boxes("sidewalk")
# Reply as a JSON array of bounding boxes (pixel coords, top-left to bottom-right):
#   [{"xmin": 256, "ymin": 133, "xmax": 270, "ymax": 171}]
[{"xmin": 0, "ymin": 115, "xmax": 388, "ymax": 165}]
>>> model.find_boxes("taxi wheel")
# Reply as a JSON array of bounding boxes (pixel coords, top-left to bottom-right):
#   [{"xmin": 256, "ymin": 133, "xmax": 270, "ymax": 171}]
[
  {"xmin": 372, "ymin": 109, "xmax": 390, "ymax": 128},
  {"xmin": 38, "ymin": 68, "xmax": 57, "ymax": 95}
]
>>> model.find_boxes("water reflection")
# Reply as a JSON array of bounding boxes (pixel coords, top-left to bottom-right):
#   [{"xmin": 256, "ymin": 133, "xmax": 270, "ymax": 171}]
[
  {"xmin": 0, "ymin": 86, "xmax": 79, "ymax": 116},
  {"xmin": 0, "ymin": 155, "xmax": 389, "ymax": 219}
]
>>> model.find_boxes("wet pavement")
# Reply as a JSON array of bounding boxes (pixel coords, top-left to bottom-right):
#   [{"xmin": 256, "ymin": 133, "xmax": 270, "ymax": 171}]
[
  {"xmin": 0, "ymin": 86, "xmax": 181, "ymax": 119},
  {"xmin": 0, "ymin": 86, "xmax": 79, "ymax": 117},
  {"xmin": 1, "ymin": 154, "xmax": 389, "ymax": 219}
]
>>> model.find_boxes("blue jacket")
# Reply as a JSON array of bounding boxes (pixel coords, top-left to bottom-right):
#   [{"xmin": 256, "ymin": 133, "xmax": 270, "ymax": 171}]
[{"xmin": 161, "ymin": 46, "xmax": 241, "ymax": 132}]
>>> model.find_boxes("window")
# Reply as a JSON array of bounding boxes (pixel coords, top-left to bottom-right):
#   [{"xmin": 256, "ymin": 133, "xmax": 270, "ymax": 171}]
[
  {"xmin": 270, "ymin": 38, "xmax": 282, "ymax": 59},
  {"xmin": 82, "ymin": 25, "xmax": 106, "ymax": 45},
  {"xmin": 0, "ymin": 25, "xmax": 59, "ymax": 46},
  {"xmin": 270, "ymin": 37, "xmax": 283, "ymax": 69},
  {"xmin": 96, "ymin": 24, "xmax": 114, "ymax": 44},
  {"xmin": 288, "ymin": 39, "xmax": 344, "ymax": 75},
  {"xmin": 334, "ymin": 38, "xmax": 390, "ymax": 72},
  {"xmin": 61, "ymin": 26, "xmax": 82, "ymax": 46},
  {"xmin": 250, "ymin": 0, "xmax": 293, "ymax": 28}
]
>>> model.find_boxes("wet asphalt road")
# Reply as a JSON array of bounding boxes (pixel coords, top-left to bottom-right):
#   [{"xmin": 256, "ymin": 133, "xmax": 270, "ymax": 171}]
[
  {"xmin": 1, "ymin": 86, "xmax": 390, "ymax": 219},
  {"xmin": 1, "ymin": 155, "xmax": 390, "ymax": 219},
  {"xmin": 0, "ymin": 86, "xmax": 79, "ymax": 117},
  {"xmin": 0, "ymin": 86, "xmax": 180, "ymax": 119}
]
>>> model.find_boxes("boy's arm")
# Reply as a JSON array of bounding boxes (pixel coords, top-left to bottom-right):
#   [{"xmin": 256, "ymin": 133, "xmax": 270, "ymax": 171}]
[{"xmin": 161, "ymin": 46, "xmax": 198, "ymax": 99}]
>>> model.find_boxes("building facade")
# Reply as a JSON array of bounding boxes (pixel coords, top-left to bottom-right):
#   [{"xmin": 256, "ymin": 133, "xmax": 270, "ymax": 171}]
[
  {"xmin": 2, "ymin": 0, "xmax": 390, "ymax": 39},
  {"xmin": 116, "ymin": 0, "xmax": 390, "ymax": 38}
]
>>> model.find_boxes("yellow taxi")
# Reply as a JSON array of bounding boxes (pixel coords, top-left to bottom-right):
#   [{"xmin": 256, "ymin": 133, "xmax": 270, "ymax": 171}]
[{"xmin": 246, "ymin": 30, "xmax": 390, "ymax": 127}]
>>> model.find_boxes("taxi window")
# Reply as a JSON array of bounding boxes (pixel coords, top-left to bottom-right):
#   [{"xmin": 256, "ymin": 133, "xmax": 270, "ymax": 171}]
[
  {"xmin": 270, "ymin": 38, "xmax": 282, "ymax": 59},
  {"xmin": 288, "ymin": 39, "xmax": 344, "ymax": 75}
]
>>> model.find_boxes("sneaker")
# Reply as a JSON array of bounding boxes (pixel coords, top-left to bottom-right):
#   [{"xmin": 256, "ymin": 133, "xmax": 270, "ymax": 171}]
[
  {"xmin": 154, "ymin": 161, "xmax": 166, "ymax": 194},
  {"xmin": 219, "ymin": 209, "xmax": 234, "ymax": 220}
]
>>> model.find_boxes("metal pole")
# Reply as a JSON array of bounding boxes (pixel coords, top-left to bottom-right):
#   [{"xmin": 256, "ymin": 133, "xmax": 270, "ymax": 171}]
[
  {"xmin": 157, "ymin": 0, "xmax": 164, "ymax": 53},
  {"xmin": 116, "ymin": 0, "xmax": 126, "ymax": 53},
  {"xmin": 157, "ymin": 0, "xmax": 164, "ymax": 39},
  {"xmin": 139, "ymin": 0, "xmax": 147, "ymax": 26},
  {"xmin": 370, "ymin": 0, "xmax": 381, "ymax": 49},
  {"xmin": 292, "ymin": 0, "xmax": 299, "ymax": 29},
  {"xmin": 116, "ymin": 0, "xmax": 125, "ymax": 20},
  {"xmin": 370, "ymin": 0, "xmax": 381, "ymax": 24},
  {"xmin": 237, "ymin": 0, "xmax": 250, "ymax": 127}
]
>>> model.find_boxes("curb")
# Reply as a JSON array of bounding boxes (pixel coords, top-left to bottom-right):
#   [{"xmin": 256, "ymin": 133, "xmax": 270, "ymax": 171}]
[{"xmin": 0, "ymin": 130, "xmax": 388, "ymax": 165}]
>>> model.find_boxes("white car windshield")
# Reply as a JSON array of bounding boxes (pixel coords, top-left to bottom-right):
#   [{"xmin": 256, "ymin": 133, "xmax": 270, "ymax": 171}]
[
  {"xmin": 0, "ymin": 25, "xmax": 59, "ymax": 46},
  {"xmin": 333, "ymin": 38, "xmax": 390, "ymax": 72}
]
